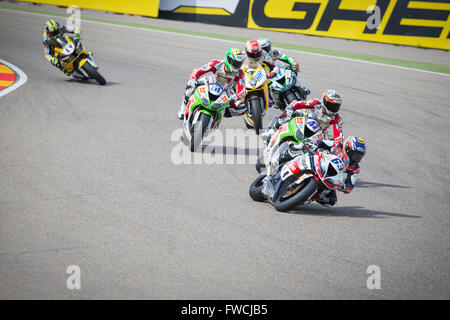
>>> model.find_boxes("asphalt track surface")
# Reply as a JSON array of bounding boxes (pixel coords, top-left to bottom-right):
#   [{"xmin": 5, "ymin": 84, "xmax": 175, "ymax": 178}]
[{"xmin": 1, "ymin": 6, "xmax": 449, "ymax": 299}]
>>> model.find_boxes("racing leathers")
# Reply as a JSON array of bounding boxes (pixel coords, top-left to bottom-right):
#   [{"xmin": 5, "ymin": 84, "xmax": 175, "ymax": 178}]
[
  {"xmin": 335, "ymin": 145, "xmax": 360, "ymax": 194},
  {"xmin": 313, "ymin": 144, "xmax": 361, "ymax": 207},
  {"xmin": 178, "ymin": 60, "xmax": 247, "ymax": 119},
  {"xmin": 244, "ymin": 51, "xmax": 280, "ymax": 108},
  {"xmin": 42, "ymin": 23, "xmax": 81, "ymax": 75},
  {"xmin": 246, "ymin": 50, "xmax": 280, "ymax": 79}
]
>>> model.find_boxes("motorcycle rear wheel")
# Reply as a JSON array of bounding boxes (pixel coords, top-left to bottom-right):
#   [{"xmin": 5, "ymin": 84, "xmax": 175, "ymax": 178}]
[{"xmin": 250, "ymin": 98, "xmax": 263, "ymax": 135}]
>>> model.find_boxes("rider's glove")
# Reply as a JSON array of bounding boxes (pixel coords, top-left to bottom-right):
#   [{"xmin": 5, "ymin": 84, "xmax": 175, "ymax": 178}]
[
  {"xmin": 50, "ymin": 57, "xmax": 59, "ymax": 66},
  {"xmin": 267, "ymin": 71, "xmax": 276, "ymax": 79},
  {"xmin": 73, "ymin": 33, "xmax": 80, "ymax": 42},
  {"xmin": 187, "ymin": 79, "xmax": 198, "ymax": 88},
  {"xmin": 340, "ymin": 183, "xmax": 353, "ymax": 194},
  {"xmin": 292, "ymin": 63, "xmax": 300, "ymax": 72},
  {"xmin": 304, "ymin": 140, "xmax": 318, "ymax": 153},
  {"xmin": 285, "ymin": 105, "xmax": 294, "ymax": 118},
  {"xmin": 228, "ymin": 100, "xmax": 246, "ymax": 117}
]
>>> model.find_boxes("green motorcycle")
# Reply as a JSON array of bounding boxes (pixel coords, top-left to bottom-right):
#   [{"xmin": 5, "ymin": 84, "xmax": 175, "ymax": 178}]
[
  {"xmin": 255, "ymin": 115, "xmax": 324, "ymax": 174},
  {"xmin": 181, "ymin": 77, "xmax": 230, "ymax": 152},
  {"xmin": 270, "ymin": 65, "xmax": 308, "ymax": 110}
]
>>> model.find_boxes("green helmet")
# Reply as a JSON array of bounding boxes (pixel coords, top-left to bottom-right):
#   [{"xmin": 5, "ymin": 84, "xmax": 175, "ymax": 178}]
[{"xmin": 224, "ymin": 48, "xmax": 245, "ymax": 72}]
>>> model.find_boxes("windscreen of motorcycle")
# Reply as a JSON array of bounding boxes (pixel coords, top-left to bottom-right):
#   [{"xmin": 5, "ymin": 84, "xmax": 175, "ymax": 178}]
[
  {"xmin": 208, "ymin": 83, "xmax": 223, "ymax": 98},
  {"xmin": 208, "ymin": 83, "xmax": 229, "ymax": 110},
  {"xmin": 245, "ymin": 65, "xmax": 267, "ymax": 89},
  {"xmin": 304, "ymin": 119, "xmax": 320, "ymax": 139},
  {"xmin": 317, "ymin": 153, "xmax": 344, "ymax": 189},
  {"xmin": 62, "ymin": 42, "xmax": 75, "ymax": 55}
]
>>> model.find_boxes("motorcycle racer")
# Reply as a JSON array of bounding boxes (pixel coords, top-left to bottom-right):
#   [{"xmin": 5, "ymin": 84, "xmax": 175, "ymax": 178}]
[
  {"xmin": 244, "ymin": 40, "xmax": 279, "ymax": 78},
  {"xmin": 337, "ymin": 136, "xmax": 366, "ymax": 194},
  {"xmin": 42, "ymin": 19, "xmax": 82, "ymax": 76},
  {"xmin": 243, "ymin": 40, "xmax": 280, "ymax": 109},
  {"xmin": 263, "ymin": 90, "xmax": 343, "ymax": 146},
  {"xmin": 312, "ymin": 135, "xmax": 366, "ymax": 207},
  {"xmin": 276, "ymin": 135, "xmax": 366, "ymax": 208},
  {"xmin": 178, "ymin": 48, "xmax": 247, "ymax": 120}
]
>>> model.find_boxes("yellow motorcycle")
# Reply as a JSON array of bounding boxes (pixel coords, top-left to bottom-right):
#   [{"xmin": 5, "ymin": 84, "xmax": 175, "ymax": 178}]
[
  {"xmin": 54, "ymin": 35, "xmax": 106, "ymax": 85},
  {"xmin": 241, "ymin": 62, "xmax": 271, "ymax": 135}
]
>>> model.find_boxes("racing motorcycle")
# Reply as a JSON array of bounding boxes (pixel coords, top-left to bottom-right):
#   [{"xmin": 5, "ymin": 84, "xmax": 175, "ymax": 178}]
[
  {"xmin": 269, "ymin": 65, "xmax": 308, "ymax": 110},
  {"xmin": 249, "ymin": 115, "xmax": 345, "ymax": 212},
  {"xmin": 181, "ymin": 76, "xmax": 231, "ymax": 152},
  {"xmin": 54, "ymin": 35, "xmax": 106, "ymax": 85},
  {"xmin": 250, "ymin": 151, "xmax": 345, "ymax": 212},
  {"xmin": 241, "ymin": 62, "xmax": 272, "ymax": 135}
]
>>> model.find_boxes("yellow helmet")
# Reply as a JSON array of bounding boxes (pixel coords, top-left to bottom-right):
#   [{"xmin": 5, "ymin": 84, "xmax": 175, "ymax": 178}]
[{"xmin": 45, "ymin": 20, "xmax": 59, "ymax": 38}]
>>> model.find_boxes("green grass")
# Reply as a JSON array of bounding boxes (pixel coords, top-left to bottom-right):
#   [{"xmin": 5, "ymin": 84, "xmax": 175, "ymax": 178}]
[{"xmin": 2, "ymin": 4, "xmax": 449, "ymax": 75}]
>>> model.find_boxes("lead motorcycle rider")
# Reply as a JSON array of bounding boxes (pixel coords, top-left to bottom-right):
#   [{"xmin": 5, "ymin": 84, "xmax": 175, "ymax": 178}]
[
  {"xmin": 335, "ymin": 136, "xmax": 367, "ymax": 195},
  {"xmin": 268, "ymin": 134, "xmax": 366, "ymax": 208},
  {"xmin": 314, "ymin": 135, "xmax": 367, "ymax": 206},
  {"xmin": 177, "ymin": 48, "xmax": 247, "ymax": 120},
  {"xmin": 42, "ymin": 19, "xmax": 83, "ymax": 76}
]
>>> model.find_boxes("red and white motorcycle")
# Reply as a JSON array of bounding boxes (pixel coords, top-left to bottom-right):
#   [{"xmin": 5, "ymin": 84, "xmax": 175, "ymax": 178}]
[{"xmin": 249, "ymin": 148, "xmax": 346, "ymax": 212}]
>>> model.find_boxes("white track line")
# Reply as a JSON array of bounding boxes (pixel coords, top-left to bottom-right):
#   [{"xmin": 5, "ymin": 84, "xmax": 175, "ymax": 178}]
[
  {"xmin": 1, "ymin": 7, "xmax": 449, "ymax": 78},
  {"xmin": 0, "ymin": 58, "xmax": 28, "ymax": 98}
]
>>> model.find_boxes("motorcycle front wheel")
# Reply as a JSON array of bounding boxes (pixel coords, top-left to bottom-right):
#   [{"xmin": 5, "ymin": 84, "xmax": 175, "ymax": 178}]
[
  {"xmin": 81, "ymin": 62, "xmax": 106, "ymax": 85},
  {"xmin": 273, "ymin": 177, "xmax": 318, "ymax": 212},
  {"xmin": 190, "ymin": 112, "xmax": 211, "ymax": 152},
  {"xmin": 248, "ymin": 98, "xmax": 263, "ymax": 135}
]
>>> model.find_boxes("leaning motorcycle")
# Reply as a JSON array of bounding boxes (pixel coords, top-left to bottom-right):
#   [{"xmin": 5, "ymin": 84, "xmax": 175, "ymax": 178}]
[
  {"xmin": 249, "ymin": 114, "xmax": 344, "ymax": 212},
  {"xmin": 241, "ymin": 63, "xmax": 272, "ymax": 135},
  {"xmin": 181, "ymin": 76, "xmax": 230, "ymax": 152},
  {"xmin": 249, "ymin": 150, "xmax": 345, "ymax": 212},
  {"xmin": 269, "ymin": 65, "xmax": 308, "ymax": 110},
  {"xmin": 54, "ymin": 35, "xmax": 106, "ymax": 85}
]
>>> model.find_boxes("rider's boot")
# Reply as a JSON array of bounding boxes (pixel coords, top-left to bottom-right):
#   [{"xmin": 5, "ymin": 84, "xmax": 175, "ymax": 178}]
[
  {"xmin": 177, "ymin": 94, "xmax": 189, "ymax": 120},
  {"xmin": 268, "ymin": 91, "xmax": 277, "ymax": 109},
  {"xmin": 60, "ymin": 67, "xmax": 71, "ymax": 76},
  {"xmin": 316, "ymin": 190, "xmax": 337, "ymax": 207}
]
